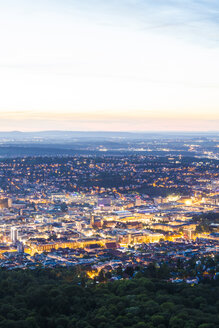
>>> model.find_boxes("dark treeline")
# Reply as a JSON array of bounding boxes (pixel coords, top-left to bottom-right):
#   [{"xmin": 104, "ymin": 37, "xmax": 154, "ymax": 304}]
[{"xmin": 0, "ymin": 268, "xmax": 218, "ymax": 328}]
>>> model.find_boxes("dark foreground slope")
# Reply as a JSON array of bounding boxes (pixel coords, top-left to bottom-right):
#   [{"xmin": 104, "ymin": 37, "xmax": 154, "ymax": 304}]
[{"xmin": 0, "ymin": 269, "xmax": 218, "ymax": 328}]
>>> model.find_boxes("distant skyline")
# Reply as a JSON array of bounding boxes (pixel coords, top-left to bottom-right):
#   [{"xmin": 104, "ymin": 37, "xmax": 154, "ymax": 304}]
[{"xmin": 0, "ymin": 0, "xmax": 219, "ymax": 131}]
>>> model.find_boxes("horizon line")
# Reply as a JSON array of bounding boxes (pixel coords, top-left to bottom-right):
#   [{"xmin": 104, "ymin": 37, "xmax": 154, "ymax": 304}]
[{"xmin": 0, "ymin": 130, "xmax": 218, "ymax": 134}]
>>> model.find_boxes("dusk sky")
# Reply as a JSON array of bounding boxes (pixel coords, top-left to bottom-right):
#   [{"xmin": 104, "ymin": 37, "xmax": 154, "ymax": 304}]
[{"xmin": 0, "ymin": 0, "xmax": 219, "ymax": 131}]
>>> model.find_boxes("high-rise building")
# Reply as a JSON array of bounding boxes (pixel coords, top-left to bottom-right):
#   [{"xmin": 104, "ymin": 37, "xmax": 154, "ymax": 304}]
[
  {"xmin": 0, "ymin": 198, "xmax": 12, "ymax": 209},
  {"xmin": 17, "ymin": 242, "xmax": 24, "ymax": 253},
  {"xmin": 90, "ymin": 215, "xmax": 95, "ymax": 227},
  {"xmin": 11, "ymin": 227, "xmax": 18, "ymax": 243}
]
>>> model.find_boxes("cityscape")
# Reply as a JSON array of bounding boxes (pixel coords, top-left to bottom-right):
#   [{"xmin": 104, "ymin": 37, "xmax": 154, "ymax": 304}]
[
  {"xmin": 0, "ymin": 133, "xmax": 218, "ymax": 285},
  {"xmin": 0, "ymin": 0, "xmax": 219, "ymax": 327}
]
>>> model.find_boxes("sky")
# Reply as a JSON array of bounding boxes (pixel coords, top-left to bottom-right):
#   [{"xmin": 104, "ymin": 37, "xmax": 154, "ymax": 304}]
[{"xmin": 0, "ymin": 0, "xmax": 219, "ymax": 131}]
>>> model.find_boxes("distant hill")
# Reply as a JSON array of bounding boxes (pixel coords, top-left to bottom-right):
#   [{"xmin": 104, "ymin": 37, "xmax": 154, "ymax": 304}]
[{"xmin": 0, "ymin": 130, "xmax": 217, "ymax": 142}]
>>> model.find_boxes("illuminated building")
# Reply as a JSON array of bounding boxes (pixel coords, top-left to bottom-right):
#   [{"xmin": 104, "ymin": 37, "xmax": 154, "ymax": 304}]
[
  {"xmin": 11, "ymin": 227, "xmax": 19, "ymax": 243},
  {"xmin": 0, "ymin": 198, "xmax": 12, "ymax": 209}
]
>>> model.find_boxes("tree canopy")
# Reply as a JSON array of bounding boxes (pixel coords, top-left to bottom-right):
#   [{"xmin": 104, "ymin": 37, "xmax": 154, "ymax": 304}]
[{"xmin": 0, "ymin": 268, "xmax": 218, "ymax": 328}]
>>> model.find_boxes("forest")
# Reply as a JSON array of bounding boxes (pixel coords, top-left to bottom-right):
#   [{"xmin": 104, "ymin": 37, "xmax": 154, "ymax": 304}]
[{"xmin": 0, "ymin": 268, "xmax": 218, "ymax": 328}]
